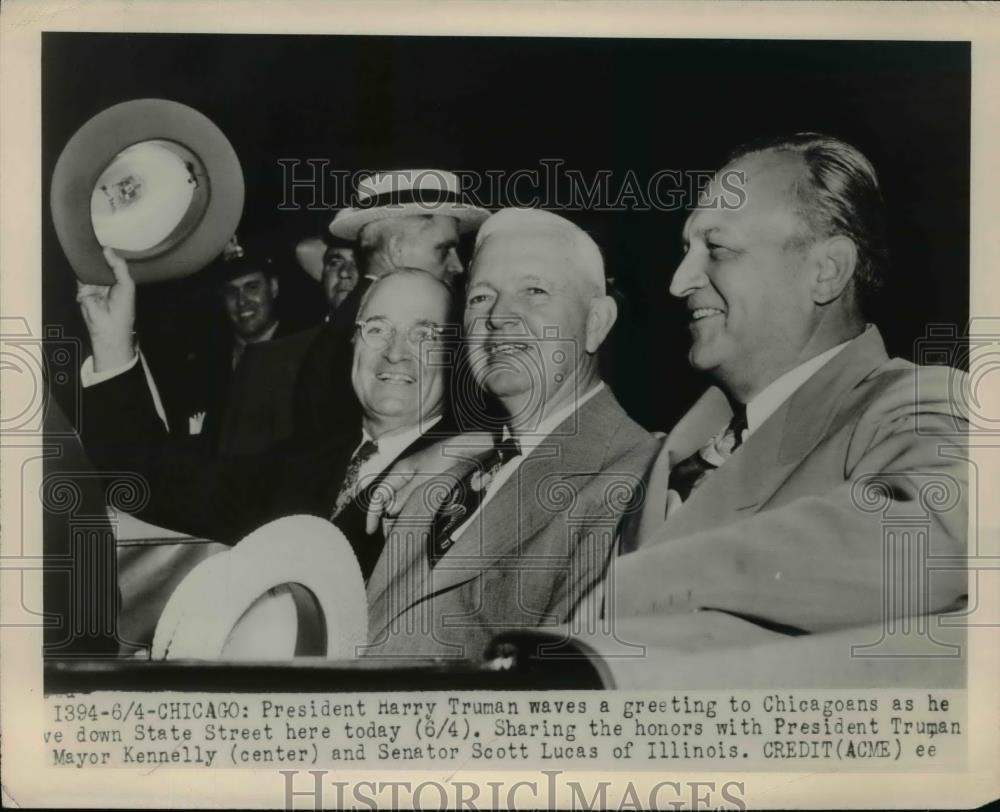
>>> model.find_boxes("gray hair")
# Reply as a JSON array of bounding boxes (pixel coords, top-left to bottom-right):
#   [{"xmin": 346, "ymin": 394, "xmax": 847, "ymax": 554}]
[{"xmin": 727, "ymin": 133, "xmax": 888, "ymax": 314}]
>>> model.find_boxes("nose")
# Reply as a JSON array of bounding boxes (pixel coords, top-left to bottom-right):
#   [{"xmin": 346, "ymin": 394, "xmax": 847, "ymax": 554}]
[
  {"xmin": 485, "ymin": 291, "xmax": 521, "ymax": 332},
  {"xmin": 383, "ymin": 327, "xmax": 412, "ymax": 363},
  {"xmin": 445, "ymin": 248, "xmax": 463, "ymax": 275},
  {"xmin": 338, "ymin": 265, "xmax": 353, "ymax": 280},
  {"xmin": 669, "ymin": 248, "xmax": 708, "ymax": 300}
]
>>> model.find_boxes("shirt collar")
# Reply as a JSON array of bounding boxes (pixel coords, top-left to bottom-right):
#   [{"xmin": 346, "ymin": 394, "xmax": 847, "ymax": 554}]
[
  {"xmin": 745, "ymin": 339, "xmax": 852, "ymax": 435},
  {"xmin": 234, "ymin": 320, "xmax": 280, "ymax": 350},
  {"xmin": 504, "ymin": 381, "xmax": 605, "ymax": 458},
  {"xmin": 359, "ymin": 414, "xmax": 442, "ymax": 459}
]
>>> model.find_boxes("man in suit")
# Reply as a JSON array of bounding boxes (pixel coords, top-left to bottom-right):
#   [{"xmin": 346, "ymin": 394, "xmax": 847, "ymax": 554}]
[
  {"xmin": 607, "ymin": 133, "xmax": 968, "ymax": 643},
  {"xmin": 162, "ymin": 241, "xmax": 314, "ymax": 456},
  {"xmin": 364, "ymin": 208, "xmax": 660, "ymax": 660},
  {"xmin": 76, "ymin": 260, "xmax": 455, "ymax": 581},
  {"xmin": 293, "ymin": 169, "xmax": 490, "ymax": 446},
  {"xmin": 319, "ymin": 240, "xmax": 361, "ymax": 318}
]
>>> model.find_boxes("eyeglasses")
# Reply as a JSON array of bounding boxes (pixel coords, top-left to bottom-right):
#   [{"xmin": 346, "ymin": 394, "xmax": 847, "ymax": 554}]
[{"xmin": 355, "ymin": 317, "xmax": 445, "ymax": 351}]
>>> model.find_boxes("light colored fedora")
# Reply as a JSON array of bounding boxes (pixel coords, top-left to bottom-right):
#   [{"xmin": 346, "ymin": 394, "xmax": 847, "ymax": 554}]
[
  {"xmin": 294, "ymin": 235, "xmax": 327, "ymax": 282},
  {"xmin": 328, "ymin": 168, "xmax": 489, "ymax": 241},
  {"xmin": 51, "ymin": 98, "xmax": 245, "ymax": 285}
]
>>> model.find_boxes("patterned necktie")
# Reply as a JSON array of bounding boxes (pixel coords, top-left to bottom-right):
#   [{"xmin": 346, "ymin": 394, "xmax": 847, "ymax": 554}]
[
  {"xmin": 330, "ymin": 439, "xmax": 379, "ymax": 519},
  {"xmin": 428, "ymin": 437, "xmax": 521, "ymax": 567},
  {"xmin": 667, "ymin": 406, "xmax": 748, "ymax": 502}
]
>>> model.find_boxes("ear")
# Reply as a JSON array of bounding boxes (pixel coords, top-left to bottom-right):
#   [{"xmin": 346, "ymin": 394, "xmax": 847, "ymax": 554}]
[
  {"xmin": 811, "ymin": 235, "xmax": 857, "ymax": 305},
  {"xmin": 386, "ymin": 233, "xmax": 404, "ymax": 266},
  {"xmin": 585, "ymin": 295, "xmax": 618, "ymax": 354},
  {"xmin": 269, "ymin": 277, "xmax": 280, "ymax": 299}
]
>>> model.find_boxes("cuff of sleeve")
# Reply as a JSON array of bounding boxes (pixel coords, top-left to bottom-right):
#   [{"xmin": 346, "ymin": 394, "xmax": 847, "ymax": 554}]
[{"xmin": 80, "ymin": 353, "xmax": 139, "ymax": 388}]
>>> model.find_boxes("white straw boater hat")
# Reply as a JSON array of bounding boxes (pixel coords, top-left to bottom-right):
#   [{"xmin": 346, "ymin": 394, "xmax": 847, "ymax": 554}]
[{"xmin": 328, "ymin": 168, "xmax": 489, "ymax": 240}]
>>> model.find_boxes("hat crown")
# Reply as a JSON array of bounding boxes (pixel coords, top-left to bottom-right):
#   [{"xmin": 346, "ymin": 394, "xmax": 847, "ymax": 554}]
[{"xmin": 357, "ymin": 169, "xmax": 460, "ymax": 201}]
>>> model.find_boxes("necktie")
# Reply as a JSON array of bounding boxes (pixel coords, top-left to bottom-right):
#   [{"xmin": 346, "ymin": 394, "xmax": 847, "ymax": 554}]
[
  {"xmin": 330, "ymin": 439, "xmax": 379, "ymax": 519},
  {"xmin": 428, "ymin": 437, "xmax": 521, "ymax": 567},
  {"xmin": 667, "ymin": 406, "xmax": 748, "ymax": 502}
]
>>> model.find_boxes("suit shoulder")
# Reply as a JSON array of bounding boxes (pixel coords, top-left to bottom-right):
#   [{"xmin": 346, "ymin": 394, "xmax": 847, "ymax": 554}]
[
  {"xmin": 582, "ymin": 388, "xmax": 658, "ymax": 466},
  {"xmin": 855, "ymin": 358, "xmax": 968, "ymax": 423}
]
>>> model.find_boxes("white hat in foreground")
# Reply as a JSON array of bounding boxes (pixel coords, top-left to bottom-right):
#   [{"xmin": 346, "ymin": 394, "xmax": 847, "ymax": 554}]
[{"xmin": 152, "ymin": 515, "xmax": 367, "ymax": 661}]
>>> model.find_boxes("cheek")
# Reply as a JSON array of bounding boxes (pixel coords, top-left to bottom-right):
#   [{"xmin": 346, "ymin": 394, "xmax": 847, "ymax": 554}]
[
  {"xmin": 421, "ymin": 369, "xmax": 443, "ymax": 398},
  {"xmin": 350, "ymin": 354, "xmax": 368, "ymax": 393}
]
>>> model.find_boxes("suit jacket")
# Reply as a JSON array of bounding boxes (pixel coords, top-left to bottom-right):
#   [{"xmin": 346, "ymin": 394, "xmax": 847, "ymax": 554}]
[
  {"xmin": 615, "ymin": 326, "xmax": 969, "ymax": 635},
  {"xmin": 80, "ymin": 364, "xmax": 450, "ymax": 580},
  {"xmin": 364, "ymin": 386, "xmax": 659, "ymax": 660},
  {"xmin": 156, "ymin": 319, "xmax": 313, "ymax": 457},
  {"xmin": 292, "ymin": 278, "xmax": 371, "ymax": 448}
]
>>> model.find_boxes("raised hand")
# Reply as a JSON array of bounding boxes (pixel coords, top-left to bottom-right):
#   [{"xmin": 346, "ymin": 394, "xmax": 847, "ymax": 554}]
[{"xmin": 76, "ymin": 247, "xmax": 137, "ymax": 372}]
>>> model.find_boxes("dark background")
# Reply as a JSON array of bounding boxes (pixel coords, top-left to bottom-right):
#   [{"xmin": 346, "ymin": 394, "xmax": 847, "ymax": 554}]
[{"xmin": 42, "ymin": 34, "xmax": 970, "ymax": 431}]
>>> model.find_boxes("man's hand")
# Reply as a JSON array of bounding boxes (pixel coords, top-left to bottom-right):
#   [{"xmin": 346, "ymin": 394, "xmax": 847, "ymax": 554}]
[
  {"xmin": 76, "ymin": 247, "xmax": 137, "ymax": 372},
  {"xmin": 364, "ymin": 431, "xmax": 494, "ymax": 534}
]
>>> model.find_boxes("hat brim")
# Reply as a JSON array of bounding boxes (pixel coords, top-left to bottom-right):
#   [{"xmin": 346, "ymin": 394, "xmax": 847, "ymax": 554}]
[
  {"xmin": 51, "ymin": 99, "xmax": 245, "ymax": 285},
  {"xmin": 328, "ymin": 202, "xmax": 490, "ymax": 241},
  {"xmin": 295, "ymin": 236, "xmax": 327, "ymax": 282}
]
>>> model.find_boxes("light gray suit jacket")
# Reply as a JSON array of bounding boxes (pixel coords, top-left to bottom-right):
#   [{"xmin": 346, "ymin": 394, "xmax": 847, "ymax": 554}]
[
  {"xmin": 614, "ymin": 326, "xmax": 969, "ymax": 636},
  {"xmin": 363, "ymin": 387, "xmax": 659, "ymax": 660}
]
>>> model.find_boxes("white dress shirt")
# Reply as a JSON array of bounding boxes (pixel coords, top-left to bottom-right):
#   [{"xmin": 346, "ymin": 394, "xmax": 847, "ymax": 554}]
[
  {"xmin": 353, "ymin": 416, "xmax": 442, "ymax": 494},
  {"xmin": 743, "ymin": 339, "xmax": 852, "ymax": 439}
]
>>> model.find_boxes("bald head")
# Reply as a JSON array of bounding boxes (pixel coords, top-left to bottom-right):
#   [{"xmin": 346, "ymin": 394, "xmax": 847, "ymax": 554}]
[{"xmin": 473, "ymin": 208, "xmax": 606, "ymax": 296}]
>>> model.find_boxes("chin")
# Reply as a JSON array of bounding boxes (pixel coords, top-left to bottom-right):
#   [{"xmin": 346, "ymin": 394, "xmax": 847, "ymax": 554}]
[
  {"xmin": 370, "ymin": 397, "xmax": 413, "ymax": 416},
  {"xmin": 480, "ymin": 370, "xmax": 533, "ymax": 400}
]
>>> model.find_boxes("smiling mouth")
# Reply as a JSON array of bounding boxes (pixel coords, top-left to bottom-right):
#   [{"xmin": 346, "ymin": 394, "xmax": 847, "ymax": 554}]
[
  {"xmin": 689, "ymin": 307, "xmax": 725, "ymax": 321},
  {"xmin": 376, "ymin": 372, "xmax": 415, "ymax": 384},
  {"xmin": 485, "ymin": 342, "xmax": 531, "ymax": 358}
]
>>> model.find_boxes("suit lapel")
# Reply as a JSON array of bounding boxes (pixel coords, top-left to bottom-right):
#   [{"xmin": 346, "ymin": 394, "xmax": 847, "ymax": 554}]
[
  {"xmin": 368, "ymin": 388, "xmax": 632, "ymax": 633},
  {"xmin": 648, "ymin": 327, "xmax": 892, "ymax": 545},
  {"xmin": 363, "ymin": 421, "xmax": 470, "ymax": 627}
]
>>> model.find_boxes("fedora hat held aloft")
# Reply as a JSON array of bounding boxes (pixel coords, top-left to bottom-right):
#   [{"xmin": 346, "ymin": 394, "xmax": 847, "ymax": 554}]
[{"xmin": 51, "ymin": 98, "xmax": 245, "ymax": 285}]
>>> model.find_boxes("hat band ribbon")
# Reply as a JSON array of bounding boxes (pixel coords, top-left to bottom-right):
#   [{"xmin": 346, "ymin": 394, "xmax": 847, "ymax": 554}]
[{"xmin": 356, "ymin": 188, "xmax": 464, "ymax": 210}]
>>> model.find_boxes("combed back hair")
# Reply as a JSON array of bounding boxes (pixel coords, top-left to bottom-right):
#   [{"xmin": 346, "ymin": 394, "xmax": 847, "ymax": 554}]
[
  {"xmin": 726, "ymin": 133, "xmax": 889, "ymax": 314},
  {"xmin": 355, "ymin": 215, "xmax": 436, "ymax": 278},
  {"xmin": 473, "ymin": 208, "xmax": 607, "ymax": 296}
]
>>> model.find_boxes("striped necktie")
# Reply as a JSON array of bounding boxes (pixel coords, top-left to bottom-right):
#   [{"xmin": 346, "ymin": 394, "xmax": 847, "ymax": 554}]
[
  {"xmin": 428, "ymin": 437, "xmax": 521, "ymax": 567},
  {"xmin": 667, "ymin": 406, "xmax": 748, "ymax": 501},
  {"xmin": 330, "ymin": 439, "xmax": 379, "ymax": 519}
]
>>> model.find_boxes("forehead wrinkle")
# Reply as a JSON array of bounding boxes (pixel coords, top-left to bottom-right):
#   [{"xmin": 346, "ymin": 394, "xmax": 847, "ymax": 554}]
[{"xmin": 475, "ymin": 230, "xmax": 599, "ymax": 297}]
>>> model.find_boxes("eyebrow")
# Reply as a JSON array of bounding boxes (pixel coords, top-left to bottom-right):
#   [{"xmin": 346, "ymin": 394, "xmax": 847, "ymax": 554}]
[
  {"xmin": 682, "ymin": 224, "xmax": 724, "ymax": 245},
  {"xmin": 466, "ymin": 281, "xmax": 497, "ymax": 294}
]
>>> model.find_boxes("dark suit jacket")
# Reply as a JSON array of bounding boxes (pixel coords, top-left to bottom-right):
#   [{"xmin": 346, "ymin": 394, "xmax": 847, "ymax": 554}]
[
  {"xmin": 155, "ymin": 319, "xmax": 313, "ymax": 457},
  {"xmin": 292, "ymin": 278, "xmax": 371, "ymax": 447},
  {"xmin": 80, "ymin": 363, "xmax": 451, "ymax": 580}
]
